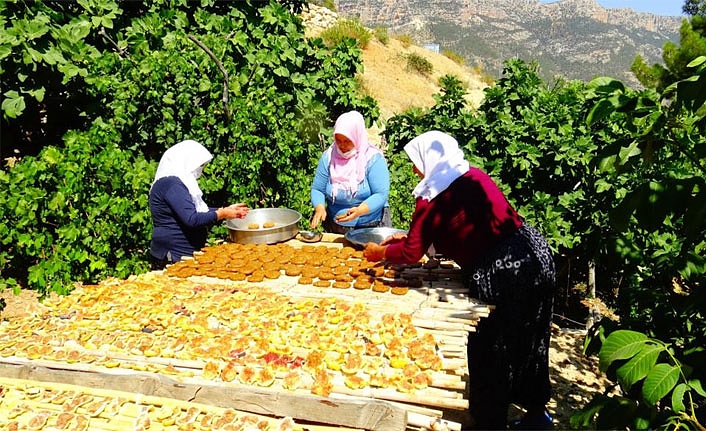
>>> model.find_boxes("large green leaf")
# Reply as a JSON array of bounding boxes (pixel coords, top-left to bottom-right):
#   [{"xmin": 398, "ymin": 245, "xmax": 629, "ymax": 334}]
[
  {"xmin": 671, "ymin": 383, "xmax": 688, "ymax": 413},
  {"xmin": 677, "ymin": 77, "xmax": 706, "ymax": 112},
  {"xmin": 599, "ymin": 330, "xmax": 648, "ymax": 371},
  {"xmin": 617, "ymin": 140, "xmax": 641, "ymax": 164},
  {"xmin": 686, "ymin": 56, "xmax": 706, "ymax": 68},
  {"xmin": 642, "ymin": 363, "xmax": 680, "ymax": 404},
  {"xmin": 2, "ymin": 90, "xmax": 26, "ymax": 118},
  {"xmin": 587, "ymin": 76, "xmax": 626, "ymax": 95},
  {"xmin": 616, "ymin": 343, "xmax": 663, "ymax": 391},
  {"xmin": 586, "ymin": 98, "xmax": 615, "ymax": 125},
  {"xmin": 690, "ymin": 379, "xmax": 706, "ymax": 397}
]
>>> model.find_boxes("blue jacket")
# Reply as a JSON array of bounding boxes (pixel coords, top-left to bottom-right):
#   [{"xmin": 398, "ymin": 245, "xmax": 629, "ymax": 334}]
[
  {"xmin": 149, "ymin": 176, "xmax": 218, "ymax": 262},
  {"xmin": 310, "ymin": 152, "xmax": 390, "ymax": 227}
]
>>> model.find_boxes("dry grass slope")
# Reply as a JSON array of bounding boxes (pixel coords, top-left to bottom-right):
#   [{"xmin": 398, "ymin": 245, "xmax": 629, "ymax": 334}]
[
  {"xmin": 357, "ymin": 36, "xmax": 488, "ymax": 121},
  {"xmin": 302, "ymin": 4, "xmax": 488, "ymax": 125}
]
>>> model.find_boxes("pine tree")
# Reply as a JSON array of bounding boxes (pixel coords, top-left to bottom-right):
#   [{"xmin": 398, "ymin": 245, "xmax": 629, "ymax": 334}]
[{"xmin": 632, "ymin": 10, "xmax": 706, "ymax": 91}]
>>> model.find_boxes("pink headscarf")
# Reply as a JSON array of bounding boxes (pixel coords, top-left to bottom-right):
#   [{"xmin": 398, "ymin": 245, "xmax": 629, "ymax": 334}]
[{"xmin": 328, "ymin": 111, "xmax": 381, "ymax": 197}]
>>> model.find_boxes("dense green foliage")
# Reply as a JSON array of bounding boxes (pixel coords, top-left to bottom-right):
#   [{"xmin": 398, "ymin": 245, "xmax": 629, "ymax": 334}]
[
  {"xmin": 577, "ymin": 56, "xmax": 706, "ymax": 430},
  {"xmin": 1, "ymin": 0, "xmax": 107, "ymax": 157},
  {"xmin": 2, "ymin": 1, "xmax": 705, "ymax": 429},
  {"xmin": 383, "ymin": 58, "xmax": 705, "ymax": 429},
  {"xmin": 684, "ymin": 0, "xmax": 706, "ymax": 16},
  {"xmin": 632, "ymin": 18, "xmax": 706, "ymax": 92},
  {"xmin": 1, "ymin": 0, "xmax": 377, "ymax": 294}
]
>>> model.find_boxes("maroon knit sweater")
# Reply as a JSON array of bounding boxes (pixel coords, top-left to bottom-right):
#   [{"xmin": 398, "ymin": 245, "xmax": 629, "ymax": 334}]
[{"xmin": 385, "ymin": 168, "xmax": 523, "ymax": 269}]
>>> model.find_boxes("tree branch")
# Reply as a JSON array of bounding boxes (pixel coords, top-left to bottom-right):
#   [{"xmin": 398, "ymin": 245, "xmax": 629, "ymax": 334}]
[{"xmin": 187, "ymin": 34, "xmax": 230, "ymax": 121}]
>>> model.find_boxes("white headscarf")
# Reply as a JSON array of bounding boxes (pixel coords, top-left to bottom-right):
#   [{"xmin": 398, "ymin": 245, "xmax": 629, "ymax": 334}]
[
  {"xmin": 153, "ymin": 140, "xmax": 213, "ymax": 212},
  {"xmin": 403, "ymin": 131, "xmax": 470, "ymax": 201}
]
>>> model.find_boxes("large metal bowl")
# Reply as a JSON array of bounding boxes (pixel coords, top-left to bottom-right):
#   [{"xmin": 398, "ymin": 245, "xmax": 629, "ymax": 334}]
[
  {"xmin": 225, "ymin": 208, "xmax": 301, "ymax": 244},
  {"xmin": 344, "ymin": 227, "xmax": 407, "ymax": 249}
]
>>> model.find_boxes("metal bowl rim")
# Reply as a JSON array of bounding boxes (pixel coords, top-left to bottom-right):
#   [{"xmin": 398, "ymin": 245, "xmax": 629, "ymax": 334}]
[
  {"xmin": 344, "ymin": 227, "xmax": 408, "ymax": 247},
  {"xmin": 224, "ymin": 208, "xmax": 302, "ymax": 232}
]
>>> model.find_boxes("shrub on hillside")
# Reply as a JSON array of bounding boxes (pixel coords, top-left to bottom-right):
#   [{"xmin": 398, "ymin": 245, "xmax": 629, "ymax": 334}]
[
  {"xmin": 395, "ymin": 34, "xmax": 414, "ymax": 48},
  {"xmin": 406, "ymin": 53, "xmax": 433, "ymax": 76},
  {"xmin": 320, "ymin": 19, "xmax": 371, "ymax": 49},
  {"xmin": 373, "ymin": 26, "xmax": 389, "ymax": 45},
  {"xmin": 442, "ymin": 49, "xmax": 465, "ymax": 65}
]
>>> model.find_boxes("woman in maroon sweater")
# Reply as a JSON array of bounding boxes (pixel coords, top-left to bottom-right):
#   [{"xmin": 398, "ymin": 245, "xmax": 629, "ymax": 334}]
[{"xmin": 364, "ymin": 131, "xmax": 556, "ymax": 430}]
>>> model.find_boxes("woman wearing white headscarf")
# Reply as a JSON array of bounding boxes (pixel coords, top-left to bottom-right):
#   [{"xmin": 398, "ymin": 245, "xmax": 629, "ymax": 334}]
[
  {"xmin": 149, "ymin": 140, "xmax": 249, "ymax": 269},
  {"xmin": 310, "ymin": 110, "xmax": 391, "ymax": 234},
  {"xmin": 364, "ymin": 131, "xmax": 556, "ymax": 430}
]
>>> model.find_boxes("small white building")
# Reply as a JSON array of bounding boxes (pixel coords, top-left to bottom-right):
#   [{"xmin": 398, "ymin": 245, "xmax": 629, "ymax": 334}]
[{"xmin": 423, "ymin": 43, "xmax": 440, "ymax": 53}]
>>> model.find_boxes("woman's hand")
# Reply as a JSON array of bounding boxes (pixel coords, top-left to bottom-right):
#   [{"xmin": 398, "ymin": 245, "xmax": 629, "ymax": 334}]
[
  {"xmin": 380, "ymin": 232, "xmax": 407, "ymax": 246},
  {"xmin": 217, "ymin": 203, "xmax": 249, "ymax": 220},
  {"xmin": 363, "ymin": 242, "xmax": 386, "ymax": 262},
  {"xmin": 310, "ymin": 204, "xmax": 327, "ymax": 229},
  {"xmin": 335, "ymin": 202, "xmax": 370, "ymax": 223},
  {"xmin": 229, "ymin": 203, "xmax": 249, "ymax": 218}
]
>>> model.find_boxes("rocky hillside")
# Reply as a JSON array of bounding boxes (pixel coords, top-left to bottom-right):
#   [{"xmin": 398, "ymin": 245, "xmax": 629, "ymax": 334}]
[
  {"xmin": 302, "ymin": 5, "xmax": 488, "ymax": 125},
  {"xmin": 333, "ymin": 0, "xmax": 683, "ymax": 87}
]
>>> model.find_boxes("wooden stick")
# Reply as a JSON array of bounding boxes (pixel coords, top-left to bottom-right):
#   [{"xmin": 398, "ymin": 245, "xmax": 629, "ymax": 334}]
[
  {"xmin": 407, "ymin": 412, "xmax": 463, "ymax": 431},
  {"xmin": 412, "ymin": 318, "xmax": 475, "ymax": 332},
  {"xmin": 331, "ymin": 392, "xmax": 443, "ymax": 418},
  {"xmin": 367, "ymin": 387, "xmax": 468, "ymax": 410}
]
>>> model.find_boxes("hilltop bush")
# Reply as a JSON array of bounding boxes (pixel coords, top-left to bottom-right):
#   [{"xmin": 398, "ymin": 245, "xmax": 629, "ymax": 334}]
[
  {"xmin": 394, "ymin": 34, "xmax": 414, "ymax": 48},
  {"xmin": 406, "ymin": 52, "xmax": 433, "ymax": 76},
  {"xmin": 373, "ymin": 25, "xmax": 389, "ymax": 45},
  {"xmin": 319, "ymin": 18, "xmax": 371, "ymax": 49}
]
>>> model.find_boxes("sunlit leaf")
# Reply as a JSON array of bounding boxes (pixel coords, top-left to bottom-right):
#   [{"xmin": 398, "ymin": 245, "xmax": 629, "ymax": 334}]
[
  {"xmin": 616, "ymin": 343, "xmax": 663, "ymax": 391},
  {"xmin": 671, "ymin": 383, "xmax": 688, "ymax": 413},
  {"xmin": 599, "ymin": 330, "xmax": 648, "ymax": 371},
  {"xmin": 689, "ymin": 379, "xmax": 706, "ymax": 397},
  {"xmin": 686, "ymin": 56, "xmax": 706, "ymax": 68},
  {"xmin": 642, "ymin": 363, "xmax": 679, "ymax": 404},
  {"xmin": 2, "ymin": 91, "xmax": 26, "ymax": 118}
]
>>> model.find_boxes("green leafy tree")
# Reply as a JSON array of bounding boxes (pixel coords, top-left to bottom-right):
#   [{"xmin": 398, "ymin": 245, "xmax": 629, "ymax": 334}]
[
  {"xmin": 684, "ymin": 0, "xmax": 706, "ymax": 17},
  {"xmin": 1, "ymin": 0, "xmax": 377, "ymax": 294},
  {"xmin": 0, "ymin": 0, "xmax": 119, "ymax": 158},
  {"xmin": 576, "ymin": 57, "xmax": 706, "ymax": 431},
  {"xmin": 632, "ymin": 18, "xmax": 706, "ymax": 92}
]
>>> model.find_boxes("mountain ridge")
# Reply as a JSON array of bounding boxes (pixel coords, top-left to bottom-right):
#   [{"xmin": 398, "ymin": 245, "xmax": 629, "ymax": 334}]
[{"xmin": 333, "ymin": 0, "xmax": 683, "ymax": 86}]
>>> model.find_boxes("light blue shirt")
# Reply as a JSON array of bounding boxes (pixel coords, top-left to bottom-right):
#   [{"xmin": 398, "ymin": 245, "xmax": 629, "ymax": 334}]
[{"xmin": 311, "ymin": 151, "xmax": 390, "ymax": 227}]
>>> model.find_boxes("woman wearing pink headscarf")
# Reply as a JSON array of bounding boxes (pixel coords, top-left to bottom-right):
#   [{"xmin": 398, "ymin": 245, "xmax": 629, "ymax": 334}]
[{"xmin": 310, "ymin": 111, "xmax": 391, "ymax": 234}]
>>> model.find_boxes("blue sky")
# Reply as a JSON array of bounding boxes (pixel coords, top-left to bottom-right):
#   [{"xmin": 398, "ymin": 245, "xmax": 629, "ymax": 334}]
[{"xmin": 540, "ymin": 1, "xmax": 685, "ymax": 16}]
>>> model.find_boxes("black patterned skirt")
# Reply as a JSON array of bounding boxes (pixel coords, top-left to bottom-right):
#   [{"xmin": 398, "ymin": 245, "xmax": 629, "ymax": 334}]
[{"xmin": 465, "ymin": 224, "xmax": 556, "ymax": 429}]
